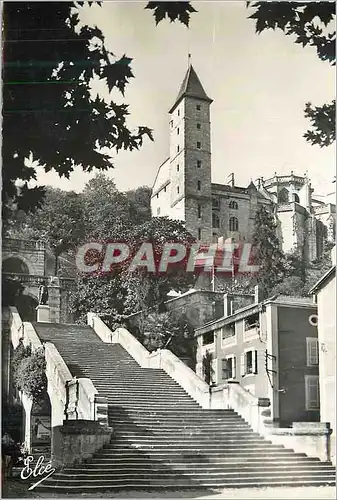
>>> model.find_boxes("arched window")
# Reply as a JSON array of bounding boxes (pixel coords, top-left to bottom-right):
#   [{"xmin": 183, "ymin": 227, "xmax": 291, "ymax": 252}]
[
  {"xmin": 229, "ymin": 200, "xmax": 238, "ymax": 210},
  {"xmin": 278, "ymin": 188, "xmax": 289, "ymax": 203},
  {"xmin": 229, "ymin": 217, "xmax": 239, "ymax": 232},
  {"xmin": 212, "ymin": 212, "xmax": 220, "ymax": 228},
  {"xmin": 2, "ymin": 257, "xmax": 29, "ymax": 274},
  {"xmin": 294, "ymin": 193, "xmax": 300, "ymax": 203}
]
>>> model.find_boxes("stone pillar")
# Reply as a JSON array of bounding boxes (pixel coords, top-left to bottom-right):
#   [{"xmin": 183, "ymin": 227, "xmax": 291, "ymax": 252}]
[
  {"xmin": 48, "ymin": 277, "xmax": 61, "ymax": 323},
  {"xmin": 36, "ymin": 305, "xmax": 51, "ymax": 323},
  {"xmin": 21, "ymin": 393, "xmax": 33, "ymax": 453}
]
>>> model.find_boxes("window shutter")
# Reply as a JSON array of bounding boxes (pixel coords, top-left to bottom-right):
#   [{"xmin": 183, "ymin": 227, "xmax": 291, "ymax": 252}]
[
  {"xmin": 306, "ymin": 376, "xmax": 319, "ymax": 410},
  {"xmin": 240, "ymin": 353, "xmax": 245, "ymax": 376},
  {"xmin": 232, "ymin": 356, "xmax": 237, "ymax": 378},
  {"xmin": 307, "ymin": 338, "xmax": 319, "ymax": 366},
  {"xmin": 252, "ymin": 350, "xmax": 258, "ymax": 374}
]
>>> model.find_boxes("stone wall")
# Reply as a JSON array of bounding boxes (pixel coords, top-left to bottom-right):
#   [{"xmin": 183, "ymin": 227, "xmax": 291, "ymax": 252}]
[{"xmin": 52, "ymin": 420, "xmax": 113, "ymax": 468}]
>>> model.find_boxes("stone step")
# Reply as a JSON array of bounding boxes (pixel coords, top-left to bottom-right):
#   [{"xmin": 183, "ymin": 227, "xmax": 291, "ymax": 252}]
[
  {"xmin": 65, "ymin": 463, "xmax": 334, "ymax": 473},
  {"xmin": 37, "ymin": 475, "xmax": 337, "ymax": 490}
]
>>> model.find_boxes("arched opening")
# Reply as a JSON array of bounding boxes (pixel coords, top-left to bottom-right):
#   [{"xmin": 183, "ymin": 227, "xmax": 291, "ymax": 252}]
[
  {"xmin": 294, "ymin": 193, "xmax": 300, "ymax": 203},
  {"xmin": 15, "ymin": 295, "xmax": 38, "ymax": 322},
  {"xmin": 2, "ymin": 257, "xmax": 29, "ymax": 275},
  {"xmin": 212, "ymin": 212, "xmax": 220, "ymax": 228},
  {"xmin": 229, "ymin": 217, "xmax": 239, "ymax": 232},
  {"xmin": 229, "ymin": 200, "xmax": 238, "ymax": 210},
  {"xmin": 278, "ymin": 188, "xmax": 289, "ymax": 203}
]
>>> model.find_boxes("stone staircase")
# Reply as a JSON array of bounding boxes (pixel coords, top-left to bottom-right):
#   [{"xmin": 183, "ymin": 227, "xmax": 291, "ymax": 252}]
[{"xmin": 33, "ymin": 322, "xmax": 336, "ymax": 492}]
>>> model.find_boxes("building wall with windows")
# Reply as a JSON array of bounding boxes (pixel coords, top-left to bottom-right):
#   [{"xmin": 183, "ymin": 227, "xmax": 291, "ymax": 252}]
[
  {"xmin": 310, "ymin": 256, "xmax": 336, "ymax": 465},
  {"xmin": 195, "ymin": 296, "xmax": 319, "ymax": 426}
]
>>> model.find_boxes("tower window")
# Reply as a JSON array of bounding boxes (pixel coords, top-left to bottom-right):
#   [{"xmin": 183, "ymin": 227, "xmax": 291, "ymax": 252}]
[
  {"xmin": 197, "ymin": 142, "xmax": 201, "ymax": 149},
  {"xmin": 164, "ymin": 186, "xmax": 167, "ymax": 193},
  {"xmin": 197, "ymin": 160, "xmax": 202, "ymax": 168},
  {"xmin": 177, "ymin": 128, "xmax": 180, "ymax": 135},
  {"xmin": 196, "ymin": 104, "xmax": 201, "ymax": 111},
  {"xmin": 177, "ymin": 186, "xmax": 180, "ymax": 194},
  {"xmin": 229, "ymin": 217, "xmax": 239, "ymax": 231},
  {"xmin": 198, "ymin": 205, "xmax": 202, "ymax": 218},
  {"xmin": 178, "ymin": 109, "xmax": 180, "ymax": 116},
  {"xmin": 198, "ymin": 228, "xmax": 201, "ymax": 239},
  {"xmin": 212, "ymin": 197, "xmax": 220, "ymax": 210},
  {"xmin": 170, "ymin": 120, "xmax": 173, "ymax": 128},
  {"xmin": 177, "ymin": 164, "xmax": 179, "ymax": 172},
  {"xmin": 197, "ymin": 123, "xmax": 201, "ymax": 130},
  {"xmin": 229, "ymin": 200, "xmax": 238, "ymax": 210},
  {"xmin": 212, "ymin": 212, "xmax": 220, "ymax": 228},
  {"xmin": 177, "ymin": 145, "xmax": 179, "ymax": 152},
  {"xmin": 197, "ymin": 181, "xmax": 201, "ymax": 191}
]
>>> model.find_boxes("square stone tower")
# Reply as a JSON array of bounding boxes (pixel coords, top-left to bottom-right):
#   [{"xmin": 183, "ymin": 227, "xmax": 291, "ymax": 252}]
[{"xmin": 167, "ymin": 64, "xmax": 213, "ymax": 242}]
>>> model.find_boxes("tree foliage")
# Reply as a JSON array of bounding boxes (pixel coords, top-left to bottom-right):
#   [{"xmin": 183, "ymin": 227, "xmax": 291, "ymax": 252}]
[
  {"xmin": 2, "ymin": 2, "xmax": 154, "ymax": 219},
  {"xmin": 252, "ymin": 206, "xmax": 286, "ymax": 297},
  {"xmin": 202, "ymin": 350, "xmax": 214, "ymax": 386},
  {"xmin": 145, "ymin": 2, "xmax": 197, "ymax": 26},
  {"xmin": 12, "ymin": 343, "xmax": 47, "ymax": 401},
  {"xmin": 247, "ymin": 1, "xmax": 336, "ymax": 147}
]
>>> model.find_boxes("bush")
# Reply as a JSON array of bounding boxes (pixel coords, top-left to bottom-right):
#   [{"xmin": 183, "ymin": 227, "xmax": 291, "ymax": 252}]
[{"xmin": 12, "ymin": 343, "xmax": 47, "ymax": 401}]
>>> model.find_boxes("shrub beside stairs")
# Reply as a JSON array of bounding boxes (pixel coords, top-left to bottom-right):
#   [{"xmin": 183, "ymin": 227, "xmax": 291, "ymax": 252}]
[{"xmin": 33, "ymin": 322, "xmax": 336, "ymax": 492}]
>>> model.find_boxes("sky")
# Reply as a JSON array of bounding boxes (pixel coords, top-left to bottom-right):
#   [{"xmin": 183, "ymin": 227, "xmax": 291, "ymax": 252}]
[{"xmin": 35, "ymin": 1, "xmax": 336, "ymax": 198}]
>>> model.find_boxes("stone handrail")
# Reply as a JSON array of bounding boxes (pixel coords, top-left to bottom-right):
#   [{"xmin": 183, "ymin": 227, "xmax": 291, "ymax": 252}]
[
  {"xmin": 9, "ymin": 306, "xmax": 24, "ymax": 349},
  {"xmin": 223, "ymin": 381, "xmax": 332, "ymax": 462},
  {"xmin": 87, "ymin": 313, "xmax": 211, "ymax": 408},
  {"xmin": 88, "ymin": 313, "xmax": 150, "ymax": 367},
  {"xmin": 149, "ymin": 349, "xmax": 210, "ymax": 408},
  {"xmin": 45, "ymin": 342, "xmax": 73, "ymax": 415},
  {"xmin": 77, "ymin": 378, "xmax": 99, "ymax": 421}
]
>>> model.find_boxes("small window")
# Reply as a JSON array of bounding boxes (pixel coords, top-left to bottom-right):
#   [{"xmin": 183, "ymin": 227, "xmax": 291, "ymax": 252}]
[
  {"xmin": 197, "ymin": 123, "xmax": 201, "ymax": 130},
  {"xmin": 156, "ymin": 193, "xmax": 159, "ymax": 199},
  {"xmin": 306, "ymin": 338, "xmax": 319, "ymax": 366},
  {"xmin": 198, "ymin": 205, "xmax": 202, "ymax": 218},
  {"xmin": 197, "ymin": 181, "xmax": 201, "ymax": 191},
  {"xmin": 198, "ymin": 228, "xmax": 201, "ymax": 240},
  {"xmin": 222, "ymin": 357, "xmax": 236, "ymax": 380},
  {"xmin": 202, "ymin": 331, "xmax": 214, "ymax": 345},
  {"xmin": 196, "ymin": 104, "xmax": 201, "ymax": 111},
  {"xmin": 222, "ymin": 324, "xmax": 235, "ymax": 340},
  {"xmin": 305, "ymin": 375, "xmax": 319, "ymax": 410},
  {"xmin": 229, "ymin": 216, "xmax": 238, "ymax": 231},
  {"xmin": 212, "ymin": 212, "xmax": 220, "ymax": 228},
  {"xmin": 164, "ymin": 186, "xmax": 166, "ymax": 193},
  {"xmin": 241, "ymin": 350, "xmax": 258, "ymax": 376},
  {"xmin": 229, "ymin": 200, "xmax": 238, "ymax": 210},
  {"xmin": 177, "ymin": 128, "xmax": 180, "ymax": 135},
  {"xmin": 197, "ymin": 141, "xmax": 201, "ymax": 149},
  {"xmin": 170, "ymin": 120, "xmax": 173, "ymax": 128},
  {"xmin": 244, "ymin": 313, "xmax": 259, "ymax": 331},
  {"xmin": 177, "ymin": 145, "xmax": 180, "ymax": 152},
  {"xmin": 197, "ymin": 160, "xmax": 202, "ymax": 168},
  {"xmin": 177, "ymin": 164, "xmax": 179, "ymax": 172},
  {"xmin": 294, "ymin": 193, "xmax": 300, "ymax": 203},
  {"xmin": 178, "ymin": 109, "xmax": 180, "ymax": 117},
  {"xmin": 177, "ymin": 186, "xmax": 179, "ymax": 194},
  {"xmin": 157, "ymin": 207, "xmax": 160, "ymax": 215}
]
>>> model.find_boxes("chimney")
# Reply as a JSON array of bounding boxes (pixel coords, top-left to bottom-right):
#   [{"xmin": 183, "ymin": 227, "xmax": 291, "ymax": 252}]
[
  {"xmin": 254, "ymin": 285, "xmax": 263, "ymax": 304},
  {"xmin": 223, "ymin": 293, "xmax": 232, "ymax": 318},
  {"xmin": 36, "ymin": 305, "xmax": 51, "ymax": 323}
]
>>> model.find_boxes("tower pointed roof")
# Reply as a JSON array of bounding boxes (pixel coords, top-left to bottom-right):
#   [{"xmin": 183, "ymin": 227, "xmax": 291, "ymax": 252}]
[{"xmin": 169, "ymin": 64, "xmax": 212, "ymax": 114}]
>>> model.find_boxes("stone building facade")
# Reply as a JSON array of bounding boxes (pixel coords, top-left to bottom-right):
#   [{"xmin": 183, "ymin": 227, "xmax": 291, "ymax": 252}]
[
  {"xmin": 2, "ymin": 238, "xmax": 74, "ymax": 323},
  {"xmin": 151, "ymin": 64, "xmax": 335, "ymax": 261}
]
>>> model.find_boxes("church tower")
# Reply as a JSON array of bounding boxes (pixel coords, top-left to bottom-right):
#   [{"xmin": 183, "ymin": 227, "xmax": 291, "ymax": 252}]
[{"xmin": 168, "ymin": 64, "xmax": 213, "ymax": 242}]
